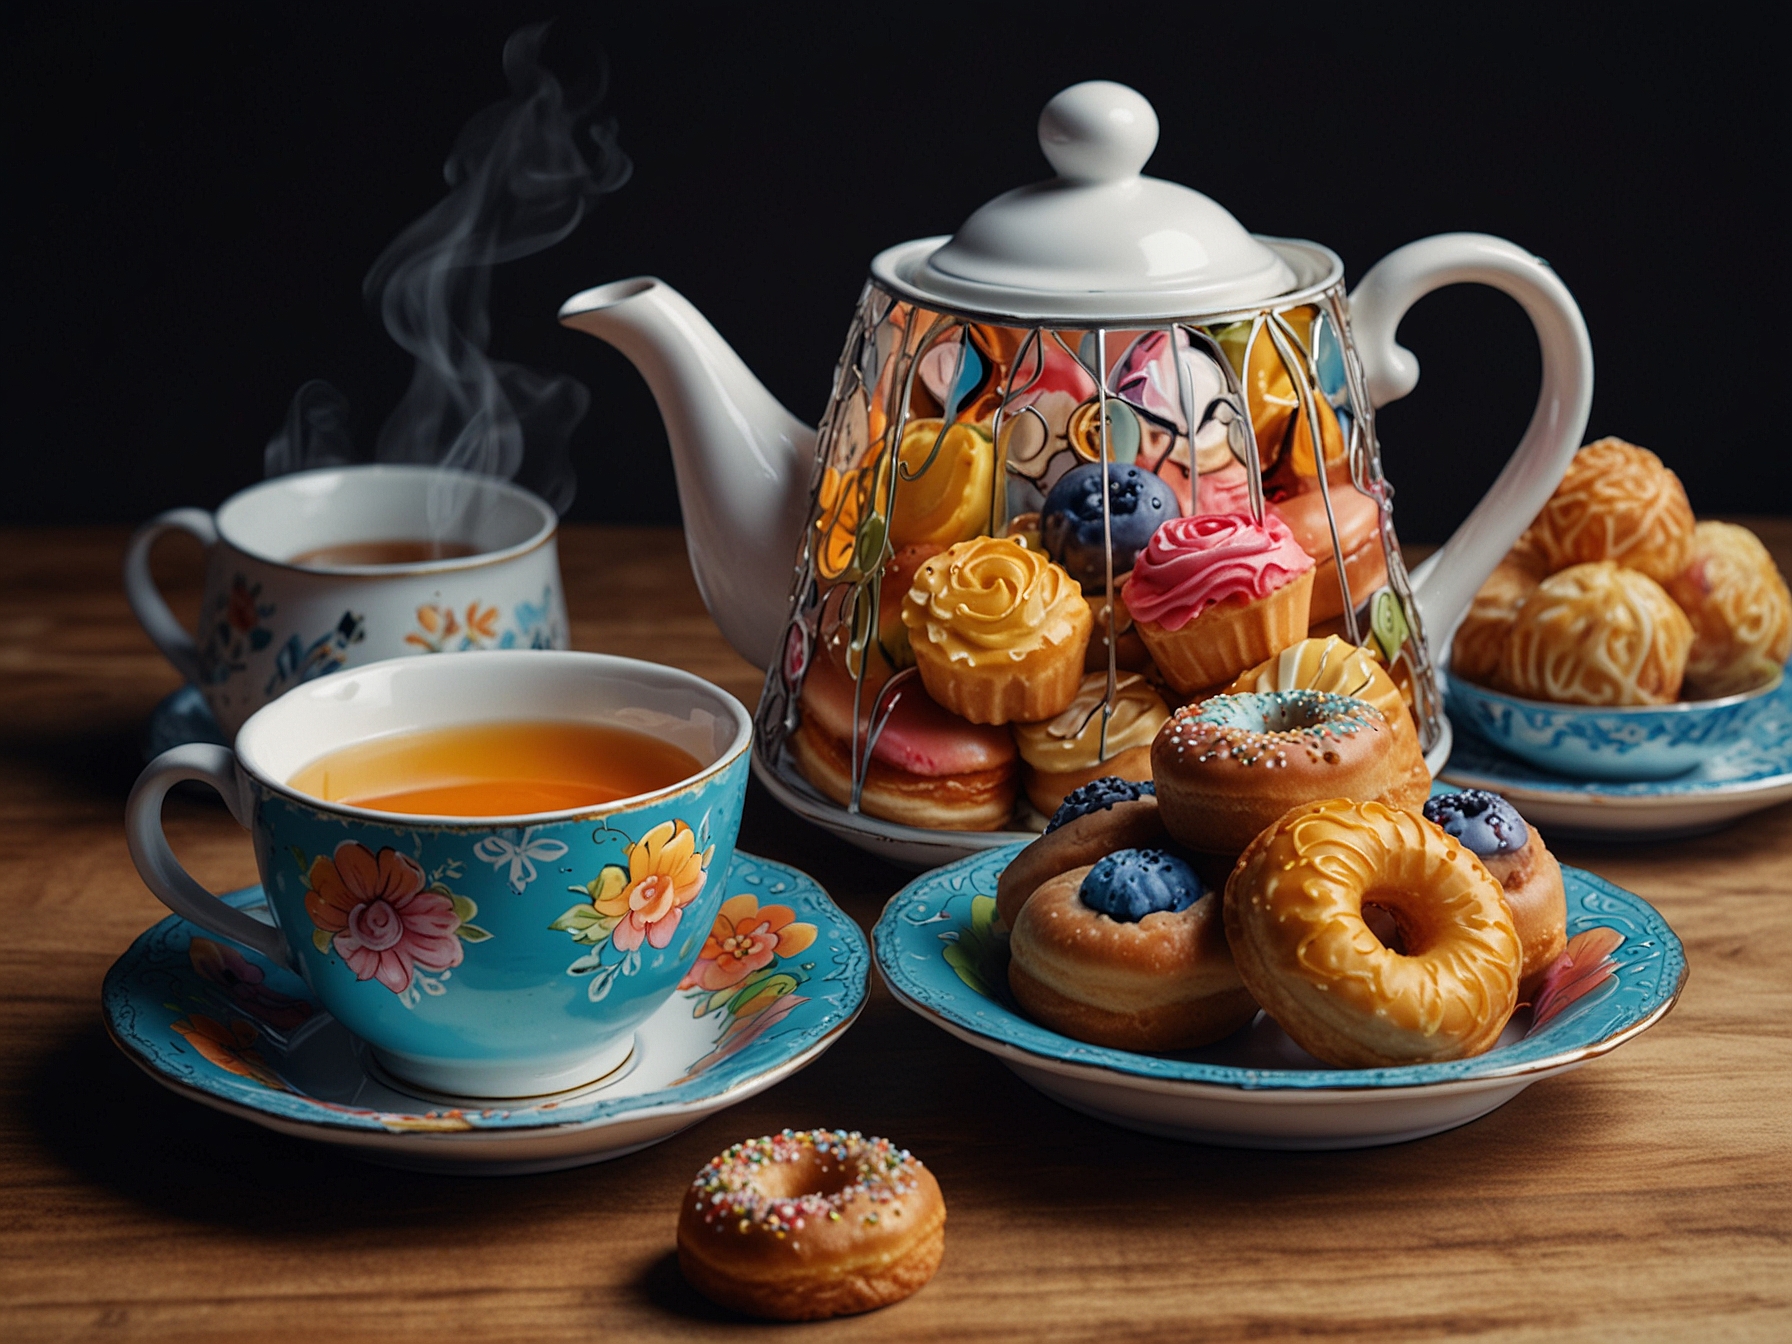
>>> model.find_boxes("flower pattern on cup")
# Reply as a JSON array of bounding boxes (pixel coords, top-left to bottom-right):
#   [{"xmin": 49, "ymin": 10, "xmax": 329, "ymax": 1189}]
[
  {"xmin": 675, "ymin": 892, "xmax": 819, "ymax": 1080},
  {"xmin": 188, "ymin": 936, "xmax": 314, "ymax": 1032},
  {"xmin": 264, "ymin": 611, "xmax": 366, "ymax": 697},
  {"xmin": 302, "ymin": 841, "xmax": 491, "ymax": 1000},
  {"xmin": 551, "ymin": 818, "xmax": 715, "ymax": 1001},
  {"xmin": 198, "ymin": 574, "xmax": 276, "ymax": 685},
  {"xmin": 405, "ymin": 600, "xmax": 501, "ymax": 653}
]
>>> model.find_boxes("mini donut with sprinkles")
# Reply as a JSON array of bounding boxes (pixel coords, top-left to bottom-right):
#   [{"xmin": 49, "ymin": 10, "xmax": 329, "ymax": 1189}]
[
  {"xmin": 1152, "ymin": 689, "xmax": 1430, "ymax": 856},
  {"xmin": 676, "ymin": 1129, "xmax": 945, "ymax": 1320}
]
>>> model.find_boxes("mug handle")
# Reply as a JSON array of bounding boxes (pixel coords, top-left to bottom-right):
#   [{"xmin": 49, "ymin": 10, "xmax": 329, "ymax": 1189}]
[
  {"xmin": 123, "ymin": 508, "xmax": 220, "ymax": 684},
  {"xmin": 1349, "ymin": 233, "xmax": 1593, "ymax": 642},
  {"xmin": 125, "ymin": 743, "xmax": 292, "ymax": 967}
]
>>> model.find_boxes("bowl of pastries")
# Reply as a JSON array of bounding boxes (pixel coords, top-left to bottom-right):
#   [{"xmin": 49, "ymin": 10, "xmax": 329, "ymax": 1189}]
[{"xmin": 1444, "ymin": 438, "xmax": 1791, "ymax": 780}]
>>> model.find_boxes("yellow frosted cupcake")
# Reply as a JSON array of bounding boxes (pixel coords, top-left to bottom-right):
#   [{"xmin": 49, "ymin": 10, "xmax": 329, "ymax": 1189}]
[
  {"xmin": 1012, "ymin": 672, "xmax": 1170, "ymax": 816},
  {"xmin": 879, "ymin": 418, "xmax": 996, "ymax": 550},
  {"xmin": 902, "ymin": 537, "xmax": 1092, "ymax": 725}
]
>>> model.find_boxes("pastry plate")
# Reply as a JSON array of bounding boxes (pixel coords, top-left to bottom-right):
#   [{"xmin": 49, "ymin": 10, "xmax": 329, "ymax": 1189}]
[
  {"xmin": 103, "ymin": 853, "xmax": 868, "ymax": 1174},
  {"xmin": 1440, "ymin": 670, "xmax": 1792, "ymax": 840},
  {"xmin": 873, "ymin": 841, "xmax": 1683, "ymax": 1149}
]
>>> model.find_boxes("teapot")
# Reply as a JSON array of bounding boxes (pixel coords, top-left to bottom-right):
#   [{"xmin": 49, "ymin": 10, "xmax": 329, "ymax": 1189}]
[{"xmin": 560, "ymin": 81, "xmax": 1591, "ymax": 858}]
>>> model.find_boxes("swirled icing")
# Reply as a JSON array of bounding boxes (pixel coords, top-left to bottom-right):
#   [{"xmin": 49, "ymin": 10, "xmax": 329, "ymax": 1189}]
[
  {"xmin": 902, "ymin": 537, "xmax": 1087, "ymax": 667},
  {"xmin": 1012, "ymin": 672, "xmax": 1169, "ymax": 770},
  {"xmin": 1225, "ymin": 635, "xmax": 1408, "ymax": 735},
  {"xmin": 880, "ymin": 418, "xmax": 996, "ymax": 550},
  {"xmin": 1497, "ymin": 561, "xmax": 1693, "ymax": 705},
  {"xmin": 1121, "ymin": 513, "xmax": 1313, "ymax": 632}
]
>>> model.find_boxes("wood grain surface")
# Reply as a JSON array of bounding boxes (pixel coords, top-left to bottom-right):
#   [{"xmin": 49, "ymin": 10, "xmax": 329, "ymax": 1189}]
[{"xmin": 1, "ymin": 522, "xmax": 1789, "ymax": 1342}]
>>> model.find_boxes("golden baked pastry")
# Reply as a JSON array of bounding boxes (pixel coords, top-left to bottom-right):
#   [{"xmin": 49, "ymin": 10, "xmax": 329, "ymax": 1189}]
[
  {"xmin": 1450, "ymin": 536, "xmax": 1549, "ymax": 686},
  {"xmin": 1526, "ymin": 438, "xmax": 1695, "ymax": 583},
  {"xmin": 902, "ymin": 537, "xmax": 1092, "ymax": 724},
  {"xmin": 1497, "ymin": 561, "xmax": 1693, "ymax": 705},
  {"xmin": 879, "ymin": 418, "xmax": 996, "ymax": 550},
  {"xmin": 1012, "ymin": 672, "xmax": 1169, "ymax": 816},
  {"xmin": 1666, "ymin": 521, "xmax": 1792, "ymax": 698},
  {"xmin": 1225, "ymin": 634, "xmax": 1420, "ymax": 761}
]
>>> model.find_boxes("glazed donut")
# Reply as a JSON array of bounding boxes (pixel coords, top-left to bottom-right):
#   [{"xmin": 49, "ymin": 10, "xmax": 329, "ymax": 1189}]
[
  {"xmin": 791, "ymin": 654, "xmax": 1017, "ymax": 830},
  {"xmin": 677, "ymin": 1130, "xmax": 946, "ymax": 1321},
  {"xmin": 1224, "ymin": 799, "xmax": 1522, "ymax": 1067},
  {"xmin": 1497, "ymin": 561, "xmax": 1693, "ymax": 705},
  {"xmin": 1526, "ymin": 438, "xmax": 1695, "ymax": 584},
  {"xmin": 1666, "ymin": 520, "xmax": 1792, "ymax": 698},
  {"xmin": 1008, "ymin": 850, "xmax": 1258, "ymax": 1051},
  {"xmin": 1152, "ymin": 690, "xmax": 1431, "ymax": 856},
  {"xmin": 1012, "ymin": 672, "xmax": 1169, "ymax": 818},
  {"xmin": 1424, "ymin": 790, "xmax": 1566, "ymax": 1000},
  {"xmin": 1450, "ymin": 539, "xmax": 1549, "ymax": 687},
  {"xmin": 995, "ymin": 778, "xmax": 1164, "ymax": 928},
  {"xmin": 1270, "ymin": 482, "xmax": 1389, "ymax": 628},
  {"xmin": 1225, "ymin": 635, "xmax": 1420, "ymax": 762}
]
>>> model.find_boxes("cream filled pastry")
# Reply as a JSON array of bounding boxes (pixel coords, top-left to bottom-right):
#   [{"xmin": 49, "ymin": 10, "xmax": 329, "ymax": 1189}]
[
  {"xmin": 1012, "ymin": 672, "xmax": 1170, "ymax": 817},
  {"xmin": 1497, "ymin": 561, "xmax": 1693, "ymax": 705},
  {"xmin": 1122, "ymin": 512, "xmax": 1315, "ymax": 692},
  {"xmin": 901, "ymin": 537, "xmax": 1092, "ymax": 725}
]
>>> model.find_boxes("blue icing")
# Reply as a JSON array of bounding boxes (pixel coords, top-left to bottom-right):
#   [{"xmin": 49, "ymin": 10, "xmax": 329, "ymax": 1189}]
[
  {"xmin": 1079, "ymin": 848, "xmax": 1205, "ymax": 922},
  {"xmin": 1193, "ymin": 689, "xmax": 1376, "ymax": 734},
  {"xmin": 1045, "ymin": 776, "xmax": 1155, "ymax": 833},
  {"xmin": 1424, "ymin": 789, "xmax": 1530, "ymax": 856},
  {"xmin": 1039, "ymin": 462, "xmax": 1179, "ymax": 592}
]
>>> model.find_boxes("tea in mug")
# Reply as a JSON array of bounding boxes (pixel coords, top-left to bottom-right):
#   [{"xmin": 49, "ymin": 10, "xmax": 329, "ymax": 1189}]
[
  {"xmin": 289, "ymin": 539, "xmax": 481, "ymax": 567},
  {"xmin": 287, "ymin": 721, "xmax": 702, "ymax": 816}
]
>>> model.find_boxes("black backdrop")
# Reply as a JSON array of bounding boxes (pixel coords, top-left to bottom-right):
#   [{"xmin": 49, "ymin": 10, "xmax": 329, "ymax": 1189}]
[{"xmin": 5, "ymin": 3, "xmax": 1785, "ymax": 540}]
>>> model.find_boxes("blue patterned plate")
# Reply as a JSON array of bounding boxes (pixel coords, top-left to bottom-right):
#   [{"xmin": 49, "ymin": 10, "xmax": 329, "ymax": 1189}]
[
  {"xmin": 874, "ymin": 843, "xmax": 1683, "ymax": 1149},
  {"xmin": 104, "ymin": 852, "xmax": 867, "ymax": 1174},
  {"xmin": 1443, "ymin": 669, "xmax": 1792, "ymax": 840}
]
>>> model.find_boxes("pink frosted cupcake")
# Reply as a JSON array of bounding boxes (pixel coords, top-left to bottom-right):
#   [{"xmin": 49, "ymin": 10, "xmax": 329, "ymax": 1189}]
[{"xmin": 1122, "ymin": 513, "xmax": 1315, "ymax": 693}]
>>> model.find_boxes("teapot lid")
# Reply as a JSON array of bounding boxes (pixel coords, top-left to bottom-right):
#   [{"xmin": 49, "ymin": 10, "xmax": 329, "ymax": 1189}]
[{"xmin": 871, "ymin": 81, "xmax": 1306, "ymax": 322}]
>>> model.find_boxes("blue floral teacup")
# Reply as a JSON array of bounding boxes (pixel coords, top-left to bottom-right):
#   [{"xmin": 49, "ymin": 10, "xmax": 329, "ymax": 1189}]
[{"xmin": 125, "ymin": 650, "xmax": 752, "ymax": 1098}]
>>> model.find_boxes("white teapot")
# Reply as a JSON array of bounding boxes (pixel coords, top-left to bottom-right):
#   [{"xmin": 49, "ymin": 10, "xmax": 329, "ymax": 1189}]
[{"xmin": 560, "ymin": 81, "xmax": 1591, "ymax": 860}]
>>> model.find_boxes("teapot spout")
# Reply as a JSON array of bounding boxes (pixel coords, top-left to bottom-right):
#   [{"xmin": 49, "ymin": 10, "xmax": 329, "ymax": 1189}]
[{"xmin": 559, "ymin": 278, "xmax": 814, "ymax": 670}]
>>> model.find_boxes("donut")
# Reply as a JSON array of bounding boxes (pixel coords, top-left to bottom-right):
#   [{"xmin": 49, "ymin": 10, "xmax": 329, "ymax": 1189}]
[
  {"xmin": 1152, "ymin": 690, "xmax": 1431, "ymax": 856},
  {"xmin": 677, "ymin": 1130, "xmax": 946, "ymax": 1321},
  {"xmin": 879, "ymin": 417, "xmax": 996, "ymax": 550},
  {"xmin": 791, "ymin": 653, "xmax": 1017, "ymax": 830},
  {"xmin": 1450, "ymin": 537, "xmax": 1549, "ymax": 686},
  {"xmin": 1008, "ymin": 849, "xmax": 1258, "ymax": 1051},
  {"xmin": 1497, "ymin": 561, "xmax": 1693, "ymax": 705},
  {"xmin": 1224, "ymin": 799, "xmax": 1523, "ymax": 1067},
  {"xmin": 1269, "ymin": 482, "xmax": 1389, "ymax": 629},
  {"xmin": 902, "ymin": 537, "xmax": 1092, "ymax": 724},
  {"xmin": 995, "ymin": 778, "xmax": 1164, "ymax": 928},
  {"xmin": 1011, "ymin": 672, "xmax": 1169, "ymax": 817},
  {"xmin": 1666, "ymin": 521, "xmax": 1792, "ymax": 698},
  {"xmin": 1424, "ymin": 790, "xmax": 1566, "ymax": 1000},
  {"xmin": 1224, "ymin": 635, "xmax": 1419, "ymax": 762},
  {"xmin": 1525, "ymin": 438, "xmax": 1695, "ymax": 584},
  {"xmin": 1039, "ymin": 461, "xmax": 1181, "ymax": 593},
  {"xmin": 1122, "ymin": 513, "xmax": 1315, "ymax": 693}
]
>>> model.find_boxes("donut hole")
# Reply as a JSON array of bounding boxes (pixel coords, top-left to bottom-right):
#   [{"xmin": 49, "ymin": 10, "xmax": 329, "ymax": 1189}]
[
  {"xmin": 753, "ymin": 1155, "xmax": 858, "ymax": 1203},
  {"xmin": 1360, "ymin": 890, "xmax": 1435, "ymax": 956}
]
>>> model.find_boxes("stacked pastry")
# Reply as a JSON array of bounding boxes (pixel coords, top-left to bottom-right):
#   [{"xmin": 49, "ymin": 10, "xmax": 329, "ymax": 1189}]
[{"xmin": 1453, "ymin": 438, "xmax": 1791, "ymax": 703}]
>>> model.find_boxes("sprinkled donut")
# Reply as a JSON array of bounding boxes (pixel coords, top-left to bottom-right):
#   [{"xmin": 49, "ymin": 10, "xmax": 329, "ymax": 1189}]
[
  {"xmin": 677, "ymin": 1129, "xmax": 946, "ymax": 1321},
  {"xmin": 1152, "ymin": 690, "xmax": 1431, "ymax": 855}
]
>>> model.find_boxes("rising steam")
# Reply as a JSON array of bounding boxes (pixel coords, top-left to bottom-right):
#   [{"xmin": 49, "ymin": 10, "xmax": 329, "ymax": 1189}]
[{"xmin": 264, "ymin": 22, "xmax": 630, "ymax": 520}]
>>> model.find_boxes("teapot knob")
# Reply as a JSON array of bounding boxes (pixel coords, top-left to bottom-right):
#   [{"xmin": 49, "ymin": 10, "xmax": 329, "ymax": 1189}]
[{"xmin": 1038, "ymin": 81, "xmax": 1159, "ymax": 183}]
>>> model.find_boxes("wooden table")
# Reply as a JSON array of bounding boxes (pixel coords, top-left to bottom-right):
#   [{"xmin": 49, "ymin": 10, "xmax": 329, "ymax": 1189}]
[{"xmin": 3, "ymin": 523, "xmax": 1789, "ymax": 1342}]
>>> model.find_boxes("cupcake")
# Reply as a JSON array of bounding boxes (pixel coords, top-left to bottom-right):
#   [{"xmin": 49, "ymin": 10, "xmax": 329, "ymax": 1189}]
[
  {"xmin": 1012, "ymin": 671, "xmax": 1171, "ymax": 817},
  {"xmin": 1039, "ymin": 462, "xmax": 1180, "ymax": 593},
  {"xmin": 1121, "ymin": 513, "xmax": 1315, "ymax": 693},
  {"xmin": 901, "ymin": 537, "xmax": 1093, "ymax": 725}
]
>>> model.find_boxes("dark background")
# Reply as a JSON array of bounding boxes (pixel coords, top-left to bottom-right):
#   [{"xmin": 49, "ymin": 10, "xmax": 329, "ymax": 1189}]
[{"xmin": 4, "ymin": 3, "xmax": 1784, "ymax": 542}]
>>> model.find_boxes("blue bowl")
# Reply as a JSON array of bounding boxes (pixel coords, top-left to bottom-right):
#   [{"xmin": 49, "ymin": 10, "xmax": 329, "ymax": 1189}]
[{"xmin": 1442, "ymin": 666, "xmax": 1784, "ymax": 781}]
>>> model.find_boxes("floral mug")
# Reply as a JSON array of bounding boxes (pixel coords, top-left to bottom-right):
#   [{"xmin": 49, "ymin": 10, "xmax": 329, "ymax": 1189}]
[
  {"xmin": 124, "ymin": 650, "xmax": 753, "ymax": 1098},
  {"xmin": 124, "ymin": 464, "xmax": 569, "ymax": 740}
]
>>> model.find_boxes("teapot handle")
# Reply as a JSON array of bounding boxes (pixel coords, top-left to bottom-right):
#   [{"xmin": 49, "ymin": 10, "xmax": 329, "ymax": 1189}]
[{"xmin": 1349, "ymin": 233, "xmax": 1592, "ymax": 643}]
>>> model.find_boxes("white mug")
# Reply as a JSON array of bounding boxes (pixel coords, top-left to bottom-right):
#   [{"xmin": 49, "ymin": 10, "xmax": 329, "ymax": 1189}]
[{"xmin": 125, "ymin": 464, "xmax": 569, "ymax": 738}]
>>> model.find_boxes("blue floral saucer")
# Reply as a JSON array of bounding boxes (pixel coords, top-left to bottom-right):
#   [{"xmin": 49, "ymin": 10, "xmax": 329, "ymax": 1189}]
[
  {"xmin": 104, "ymin": 852, "xmax": 867, "ymax": 1174},
  {"xmin": 1442, "ymin": 670, "xmax": 1792, "ymax": 840},
  {"xmin": 142, "ymin": 684, "xmax": 228, "ymax": 760},
  {"xmin": 873, "ymin": 843, "xmax": 1684, "ymax": 1149}
]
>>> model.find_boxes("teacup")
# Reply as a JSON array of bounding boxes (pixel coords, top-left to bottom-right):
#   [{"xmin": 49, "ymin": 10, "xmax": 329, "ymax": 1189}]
[
  {"xmin": 124, "ymin": 464, "xmax": 569, "ymax": 739},
  {"xmin": 125, "ymin": 651, "xmax": 753, "ymax": 1098}
]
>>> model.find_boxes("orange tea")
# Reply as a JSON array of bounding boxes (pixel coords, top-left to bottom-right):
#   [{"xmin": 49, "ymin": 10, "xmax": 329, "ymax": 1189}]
[
  {"xmin": 289, "ymin": 539, "xmax": 480, "ymax": 567},
  {"xmin": 287, "ymin": 720, "xmax": 702, "ymax": 816}
]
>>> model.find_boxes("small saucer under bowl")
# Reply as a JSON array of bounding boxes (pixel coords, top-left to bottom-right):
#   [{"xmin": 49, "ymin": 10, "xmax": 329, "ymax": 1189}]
[
  {"xmin": 1442, "ymin": 666, "xmax": 1783, "ymax": 781},
  {"xmin": 873, "ymin": 839, "xmax": 1684, "ymax": 1150},
  {"xmin": 103, "ymin": 852, "xmax": 867, "ymax": 1174}
]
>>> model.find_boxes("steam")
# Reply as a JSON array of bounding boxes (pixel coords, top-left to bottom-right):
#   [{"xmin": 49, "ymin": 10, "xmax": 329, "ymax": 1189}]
[{"xmin": 264, "ymin": 22, "xmax": 630, "ymax": 522}]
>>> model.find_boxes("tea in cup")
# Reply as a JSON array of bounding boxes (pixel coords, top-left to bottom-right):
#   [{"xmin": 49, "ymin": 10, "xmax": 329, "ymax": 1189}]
[
  {"xmin": 124, "ymin": 464, "xmax": 569, "ymax": 739},
  {"xmin": 125, "ymin": 650, "xmax": 752, "ymax": 1098}
]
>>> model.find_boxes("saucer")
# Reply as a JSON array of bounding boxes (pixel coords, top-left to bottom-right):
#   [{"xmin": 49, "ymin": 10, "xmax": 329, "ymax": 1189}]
[
  {"xmin": 1441, "ymin": 670, "xmax": 1792, "ymax": 840},
  {"xmin": 873, "ymin": 843, "xmax": 1683, "ymax": 1150},
  {"xmin": 103, "ymin": 852, "xmax": 868, "ymax": 1174},
  {"xmin": 143, "ymin": 684, "xmax": 227, "ymax": 760}
]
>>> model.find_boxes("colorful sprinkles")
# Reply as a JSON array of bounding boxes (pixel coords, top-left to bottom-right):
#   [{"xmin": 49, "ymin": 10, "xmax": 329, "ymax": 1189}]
[
  {"xmin": 688, "ymin": 1129, "xmax": 923, "ymax": 1235},
  {"xmin": 1161, "ymin": 690, "xmax": 1384, "ymax": 770}
]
